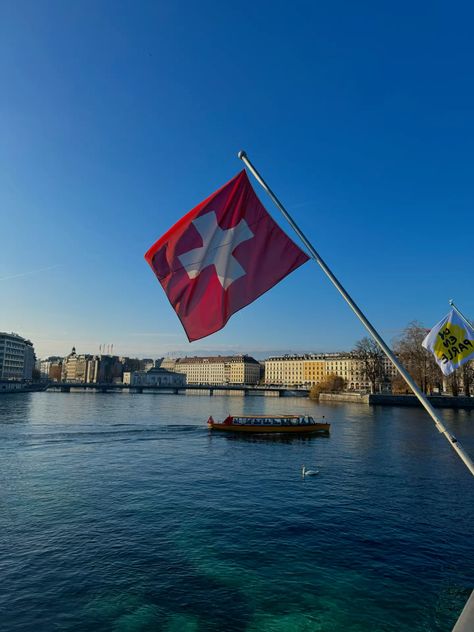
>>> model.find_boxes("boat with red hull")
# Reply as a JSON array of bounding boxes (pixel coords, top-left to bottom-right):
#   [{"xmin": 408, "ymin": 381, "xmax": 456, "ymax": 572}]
[{"xmin": 207, "ymin": 414, "xmax": 330, "ymax": 434}]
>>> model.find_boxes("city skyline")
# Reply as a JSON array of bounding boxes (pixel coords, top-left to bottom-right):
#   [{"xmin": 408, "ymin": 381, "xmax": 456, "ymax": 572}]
[
  {"xmin": 15, "ymin": 330, "xmax": 413, "ymax": 362},
  {"xmin": 2, "ymin": 2, "xmax": 473, "ymax": 361}
]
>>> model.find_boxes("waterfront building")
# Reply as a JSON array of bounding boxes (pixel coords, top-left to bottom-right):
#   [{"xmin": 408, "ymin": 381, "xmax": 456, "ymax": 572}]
[
  {"xmin": 162, "ymin": 355, "xmax": 260, "ymax": 385},
  {"xmin": 39, "ymin": 356, "xmax": 63, "ymax": 381},
  {"xmin": 325, "ymin": 355, "xmax": 372, "ymax": 391},
  {"xmin": 264, "ymin": 353, "xmax": 398, "ymax": 390},
  {"xmin": 303, "ymin": 358, "xmax": 326, "ymax": 385},
  {"xmin": 264, "ymin": 354, "xmax": 328, "ymax": 387},
  {"xmin": 61, "ymin": 347, "xmax": 93, "ymax": 383},
  {"xmin": 0, "ymin": 332, "xmax": 36, "ymax": 380},
  {"xmin": 123, "ymin": 367, "xmax": 186, "ymax": 387},
  {"xmin": 86, "ymin": 355, "xmax": 124, "ymax": 384},
  {"xmin": 48, "ymin": 361, "xmax": 63, "ymax": 382}
]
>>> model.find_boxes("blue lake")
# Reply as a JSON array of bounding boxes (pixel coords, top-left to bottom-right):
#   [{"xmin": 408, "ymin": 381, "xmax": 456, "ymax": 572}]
[{"xmin": 1, "ymin": 392, "xmax": 473, "ymax": 631}]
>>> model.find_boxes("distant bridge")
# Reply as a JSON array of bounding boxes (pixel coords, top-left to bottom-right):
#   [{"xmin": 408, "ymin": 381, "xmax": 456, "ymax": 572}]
[{"xmin": 46, "ymin": 382, "xmax": 309, "ymax": 397}]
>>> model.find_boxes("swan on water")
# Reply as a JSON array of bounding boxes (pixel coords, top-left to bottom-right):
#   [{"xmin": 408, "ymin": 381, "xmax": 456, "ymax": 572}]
[{"xmin": 301, "ymin": 464, "xmax": 319, "ymax": 477}]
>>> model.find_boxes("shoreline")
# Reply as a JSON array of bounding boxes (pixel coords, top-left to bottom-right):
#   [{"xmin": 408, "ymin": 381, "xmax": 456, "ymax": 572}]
[{"xmin": 319, "ymin": 392, "xmax": 474, "ymax": 409}]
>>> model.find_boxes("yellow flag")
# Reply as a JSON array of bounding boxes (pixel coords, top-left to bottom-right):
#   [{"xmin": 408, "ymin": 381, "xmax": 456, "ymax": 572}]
[{"xmin": 422, "ymin": 309, "xmax": 474, "ymax": 376}]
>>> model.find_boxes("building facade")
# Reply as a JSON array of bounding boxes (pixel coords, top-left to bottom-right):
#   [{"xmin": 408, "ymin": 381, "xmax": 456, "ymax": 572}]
[
  {"xmin": 264, "ymin": 354, "xmax": 328, "ymax": 387},
  {"xmin": 264, "ymin": 353, "xmax": 398, "ymax": 391},
  {"xmin": 86, "ymin": 355, "xmax": 124, "ymax": 384},
  {"xmin": 0, "ymin": 332, "xmax": 36, "ymax": 380},
  {"xmin": 123, "ymin": 367, "xmax": 186, "ymax": 387},
  {"xmin": 162, "ymin": 355, "xmax": 261, "ymax": 385},
  {"xmin": 39, "ymin": 356, "xmax": 63, "ymax": 381},
  {"xmin": 61, "ymin": 348, "xmax": 94, "ymax": 383}
]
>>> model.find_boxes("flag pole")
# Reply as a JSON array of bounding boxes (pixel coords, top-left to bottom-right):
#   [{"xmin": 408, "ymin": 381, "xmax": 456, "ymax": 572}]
[
  {"xmin": 238, "ymin": 150, "xmax": 474, "ymax": 477},
  {"xmin": 449, "ymin": 299, "xmax": 473, "ymax": 328}
]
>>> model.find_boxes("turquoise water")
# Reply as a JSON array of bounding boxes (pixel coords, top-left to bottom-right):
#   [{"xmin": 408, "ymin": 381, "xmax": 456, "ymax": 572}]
[{"xmin": 1, "ymin": 392, "xmax": 473, "ymax": 631}]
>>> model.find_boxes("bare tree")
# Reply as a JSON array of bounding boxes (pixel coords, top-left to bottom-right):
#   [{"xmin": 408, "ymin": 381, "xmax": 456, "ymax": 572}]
[
  {"xmin": 352, "ymin": 337, "xmax": 386, "ymax": 394},
  {"xmin": 393, "ymin": 321, "xmax": 442, "ymax": 394},
  {"xmin": 460, "ymin": 317, "xmax": 474, "ymax": 396},
  {"xmin": 461, "ymin": 362, "xmax": 474, "ymax": 396},
  {"xmin": 446, "ymin": 370, "xmax": 460, "ymax": 397}
]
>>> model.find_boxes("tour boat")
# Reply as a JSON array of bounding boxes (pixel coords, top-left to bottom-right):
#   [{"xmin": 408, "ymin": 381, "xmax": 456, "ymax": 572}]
[{"xmin": 207, "ymin": 414, "xmax": 330, "ymax": 434}]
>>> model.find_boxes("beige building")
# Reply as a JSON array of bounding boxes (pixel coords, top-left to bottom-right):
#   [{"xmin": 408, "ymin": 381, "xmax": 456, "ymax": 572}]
[
  {"xmin": 61, "ymin": 348, "xmax": 93, "ymax": 383},
  {"xmin": 324, "ymin": 355, "xmax": 371, "ymax": 390},
  {"xmin": 265, "ymin": 354, "xmax": 328, "ymax": 387},
  {"xmin": 303, "ymin": 359, "xmax": 326, "ymax": 385},
  {"xmin": 264, "ymin": 353, "xmax": 398, "ymax": 390},
  {"xmin": 162, "ymin": 355, "xmax": 260, "ymax": 385}
]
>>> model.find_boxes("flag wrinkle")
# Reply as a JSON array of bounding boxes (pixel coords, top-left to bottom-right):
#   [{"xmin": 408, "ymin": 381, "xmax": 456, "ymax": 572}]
[{"xmin": 145, "ymin": 169, "xmax": 309, "ymax": 341}]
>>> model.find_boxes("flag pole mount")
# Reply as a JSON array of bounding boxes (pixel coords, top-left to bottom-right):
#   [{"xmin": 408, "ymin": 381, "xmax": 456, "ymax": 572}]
[
  {"xmin": 238, "ymin": 149, "xmax": 474, "ymax": 478},
  {"xmin": 449, "ymin": 299, "xmax": 473, "ymax": 328}
]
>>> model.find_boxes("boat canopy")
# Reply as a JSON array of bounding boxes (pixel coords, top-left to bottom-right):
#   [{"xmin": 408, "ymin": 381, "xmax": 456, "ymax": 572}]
[{"xmin": 226, "ymin": 415, "xmax": 318, "ymax": 426}]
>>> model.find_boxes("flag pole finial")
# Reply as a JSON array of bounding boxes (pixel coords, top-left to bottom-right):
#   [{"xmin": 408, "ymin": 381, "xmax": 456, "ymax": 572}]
[
  {"xmin": 449, "ymin": 299, "xmax": 473, "ymax": 327},
  {"xmin": 238, "ymin": 150, "xmax": 247, "ymax": 160}
]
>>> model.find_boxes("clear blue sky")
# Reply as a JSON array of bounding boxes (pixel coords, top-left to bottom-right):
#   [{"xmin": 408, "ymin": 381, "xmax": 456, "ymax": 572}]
[{"xmin": 1, "ymin": 1, "xmax": 473, "ymax": 359}]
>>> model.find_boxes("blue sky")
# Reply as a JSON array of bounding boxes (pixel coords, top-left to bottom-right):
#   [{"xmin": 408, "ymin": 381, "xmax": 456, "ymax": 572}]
[{"xmin": 1, "ymin": 1, "xmax": 473, "ymax": 359}]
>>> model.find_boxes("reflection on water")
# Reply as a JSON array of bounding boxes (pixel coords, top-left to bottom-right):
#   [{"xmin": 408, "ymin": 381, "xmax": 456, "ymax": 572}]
[
  {"xmin": 0, "ymin": 391, "xmax": 33, "ymax": 422},
  {"xmin": 218, "ymin": 432, "xmax": 329, "ymax": 444},
  {"xmin": 1, "ymin": 391, "xmax": 473, "ymax": 631}
]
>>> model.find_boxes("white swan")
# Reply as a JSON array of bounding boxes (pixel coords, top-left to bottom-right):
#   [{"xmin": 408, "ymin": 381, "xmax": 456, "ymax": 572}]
[{"xmin": 301, "ymin": 464, "xmax": 319, "ymax": 477}]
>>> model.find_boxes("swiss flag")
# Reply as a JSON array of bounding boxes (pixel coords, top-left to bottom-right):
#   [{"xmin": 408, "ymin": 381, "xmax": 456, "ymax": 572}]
[{"xmin": 145, "ymin": 170, "xmax": 309, "ymax": 341}]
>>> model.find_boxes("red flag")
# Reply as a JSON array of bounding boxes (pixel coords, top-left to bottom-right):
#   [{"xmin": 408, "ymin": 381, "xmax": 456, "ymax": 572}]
[{"xmin": 145, "ymin": 170, "xmax": 309, "ymax": 341}]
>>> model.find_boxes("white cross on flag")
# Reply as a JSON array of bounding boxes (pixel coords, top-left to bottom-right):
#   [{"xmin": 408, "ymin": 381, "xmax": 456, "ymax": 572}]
[{"xmin": 145, "ymin": 170, "xmax": 309, "ymax": 341}]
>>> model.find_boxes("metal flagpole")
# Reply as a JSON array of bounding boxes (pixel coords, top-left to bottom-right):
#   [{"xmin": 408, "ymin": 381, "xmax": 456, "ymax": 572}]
[
  {"xmin": 238, "ymin": 150, "xmax": 474, "ymax": 478},
  {"xmin": 449, "ymin": 299, "xmax": 474, "ymax": 328}
]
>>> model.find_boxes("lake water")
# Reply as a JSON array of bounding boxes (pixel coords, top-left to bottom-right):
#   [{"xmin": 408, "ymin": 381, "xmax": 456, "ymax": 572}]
[{"xmin": 1, "ymin": 392, "xmax": 473, "ymax": 631}]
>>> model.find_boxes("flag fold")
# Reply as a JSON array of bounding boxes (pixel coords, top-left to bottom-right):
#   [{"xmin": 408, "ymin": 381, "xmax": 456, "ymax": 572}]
[
  {"xmin": 422, "ymin": 309, "xmax": 474, "ymax": 376},
  {"xmin": 145, "ymin": 170, "xmax": 309, "ymax": 341}
]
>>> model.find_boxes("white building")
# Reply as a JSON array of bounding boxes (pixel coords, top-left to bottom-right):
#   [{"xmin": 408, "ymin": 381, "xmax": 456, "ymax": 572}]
[
  {"xmin": 123, "ymin": 367, "xmax": 186, "ymax": 387},
  {"xmin": 0, "ymin": 332, "xmax": 36, "ymax": 380}
]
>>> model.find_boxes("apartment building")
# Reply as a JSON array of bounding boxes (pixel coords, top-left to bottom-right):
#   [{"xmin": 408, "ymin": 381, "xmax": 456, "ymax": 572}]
[
  {"xmin": 162, "ymin": 355, "xmax": 261, "ymax": 385},
  {"xmin": 39, "ymin": 356, "xmax": 63, "ymax": 381},
  {"xmin": 0, "ymin": 332, "xmax": 36, "ymax": 380},
  {"xmin": 265, "ymin": 354, "xmax": 328, "ymax": 386},
  {"xmin": 61, "ymin": 347, "xmax": 93, "ymax": 383},
  {"xmin": 264, "ymin": 353, "xmax": 398, "ymax": 390}
]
